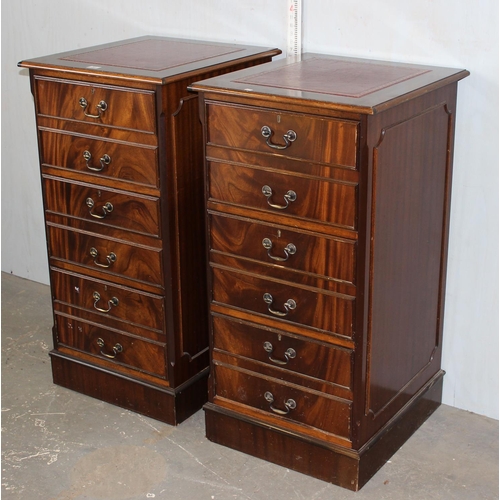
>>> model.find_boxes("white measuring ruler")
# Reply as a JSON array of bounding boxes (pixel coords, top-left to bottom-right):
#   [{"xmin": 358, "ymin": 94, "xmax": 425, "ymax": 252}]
[{"xmin": 287, "ymin": 0, "xmax": 302, "ymax": 57}]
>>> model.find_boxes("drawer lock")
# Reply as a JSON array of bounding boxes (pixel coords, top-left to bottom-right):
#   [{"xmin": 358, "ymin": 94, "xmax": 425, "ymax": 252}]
[
  {"xmin": 264, "ymin": 391, "xmax": 297, "ymax": 415},
  {"xmin": 263, "ymin": 293, "xmax": 296, "ymax": 317},
  {"xmin": 261, "ymin": 125, "xmax": 297, "ymax": 150},
  {"xmin": 263, "ymin": 341, "xmax": 296, "ymax": 365}
]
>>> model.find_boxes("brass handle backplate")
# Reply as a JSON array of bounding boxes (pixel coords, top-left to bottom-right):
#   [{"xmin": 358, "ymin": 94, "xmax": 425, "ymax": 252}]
[
  {"xmin": 264, "ymin": 391, "xmax": 297, "ymax": 415},
  {"xmin": 83, "ymin": 150, "xmax": 111, "ymax": 172},
  {"xmin": 79, "ymin": 97, "xmax": 107, "ymax": 119},
  {"xmin": 86, "ymin": 197, "xmax": 113, "ymax": 219},
  {"xmin": 263, "ymin": 341, "xmax": 296, "ymax": 365},
  {"xmin": 96, "ymin": 337, "xmax": 123, "ymax": 359},
  {"xmin": 89, "ymin": 247, "xmax": 116, "ymax": 268},
  {"xmin": 92, "ymin": 291, "xmax": 119, "ymax": 313},
  {"xmin": 263, "ymin": 293, "xmax": 296, "ymax": 317},
  {"xmin": 262, "ymin": 185, "xmax": 297, "ymax": 210},
  {"xmin": 261, "ymin": 125, "xmax": 297, "ymax": 150},
  {"xmin": 262, "ymin": 238, "xmax": 296, "ymax": 262}
]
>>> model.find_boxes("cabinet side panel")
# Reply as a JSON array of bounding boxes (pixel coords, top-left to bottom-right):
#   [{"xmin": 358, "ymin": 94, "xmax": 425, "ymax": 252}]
[{"xmin": 366, "ymin": 90, "xmax": 456, "ymax": 419}]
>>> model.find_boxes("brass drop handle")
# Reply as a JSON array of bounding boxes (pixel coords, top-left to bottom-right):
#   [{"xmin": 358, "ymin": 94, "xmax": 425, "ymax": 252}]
[
  {"xmin": 96, "ymin": 338, "xmax": 123, "ymax": 359},
  {"xmin": 262, "ymin": 238, "xmax": 296, "ymax": 262},
  {"xmin": 262, "ymin": 185, "xmax": 297, "ymax": 210},
  {"xmin": 79, "ymin": 97, "xmax": 107, "ymax": 119},
  {"xmin": 83, "ymin": 150, "xmax": 111, "ymax": 172},
  {"xmin": 89, "ymin": 247, "xmax": 117, "ymax": 268},
  {"xmin": 263, "ymin": 293, "xmax": 296, "ymax": 317},
  {"xmin": 264, "ymin": 391, "xmax": 296, "ymax": 415},
  {"xmin": 261, "ymin": 125, "xmax": 297, "ymax": 150},
  {"xmin": 263, "ymin": 341, "xmax": 296, "ymax": 365},
  {"xmin": 86, "ymin": 197, "xmax": 113, "ymax": 219},
  {"xmin": 92, "ymin": 291, "xmax": 119, "ymax": 313}
]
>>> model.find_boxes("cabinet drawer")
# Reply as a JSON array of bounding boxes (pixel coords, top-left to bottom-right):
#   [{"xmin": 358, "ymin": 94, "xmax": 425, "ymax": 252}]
[
  {"xmin": 214, "ymin": 363, "xmax": 351, "ymax": 439},
  {"xmin": 51, "ymin": 270, "xmax": 164, "ymax": 332},
  {"xmin": 210, "ymin": 213, "xmax": 356, "ymax": 284},
  {"xmin": 212, "ymin": 315, "xmax": 352, "ymax": 391},
  {"xmin": 35, "ymin": 76, "xmax": 157, "ymax": 133},
  {"xmin": 56, "ymin": 315, "xmax": 167, "ymax": 378},
  {"xmin": 47, "ymin": 225, "xmax": 163, "ymax": 286},
  {"xmin": 209, "ymin": 161, "xmax": 357, "ymax": 230},
  {"xmin": 212, "ymin": 267, "xmax": 354, "ymax": 338},
  {"xmin": 39, "ymin": 129, "xmax": 159, "ymax": 189},
  {"xmin": 43, "ymin": 177, "xmax": 160, "ymax": 237},
  {"xmin": 206, "ymin": 103, "xmax": 358, "ymax": 168}
]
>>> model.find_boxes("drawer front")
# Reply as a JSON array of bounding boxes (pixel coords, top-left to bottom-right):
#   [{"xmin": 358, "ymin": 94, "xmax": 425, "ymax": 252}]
[
  {"xmin": 212, "ymin": 315, "xmax": 352, "ymax": 390},
  {"xmin": 209, "ymin": 161, "xmax": 357, "ymax": 230},
  {"xmin": 212, "ymin": 267, "xmax": 354, "ymax": 338},
  {"xmin": 206, "ymin": 103, "xmax": 358, "ymax": 168},
  {"xmin": 214, "ymin": 364, "xmax": 351, "ymax": 438},
  {"xmin": 51, "ymin": 270, "xmax": 164, "ymax": 331},
  {"xmin": 56, "ymin": 315, "xmax": 166, "ymax": 378},
  {"xmin": 43, "ymin": 177, "xmax": 160, "ymax": 237},
  {"xmin": 210, "ymin": 213, "xmax": 356, "ymax": 284},
  {"xmin": 47, "ymin": 225, "xmax": 163, "ymax": 286},
  {"xmin": 35, "ymin": 76, "xmax": 157, "ymax": 133},
  {"xmin": 39, "ymin": 130, "xmax": 159, "ymax": 188}
]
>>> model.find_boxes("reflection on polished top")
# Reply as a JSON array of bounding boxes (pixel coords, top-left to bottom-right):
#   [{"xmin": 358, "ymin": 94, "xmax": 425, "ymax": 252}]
[
  {"xmin": 18, "ymin": 36, "xmax": 280, "ymax": 83},
  {"xmin": 191, "ymin": 53, "xmax": 469, "ymax": 113}
]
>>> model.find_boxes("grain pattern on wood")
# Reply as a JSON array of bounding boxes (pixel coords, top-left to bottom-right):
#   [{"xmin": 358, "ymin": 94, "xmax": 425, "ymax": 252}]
[
  {"xmin": 206, "ymin": 102, "xmax": 358, "ymax": 167},
  {"xmin": 208, "ymin": 161, "xmax": 357, "ymax": 230},
  {"xmin": 196, "ymin": 53, "xmax": 467, "ymax": 486},
  {"xmin": 43, "ymin": 176, "xmax": 161, "ymax": 236},
  {"xmin": 209, "ymin": 212, "xmax": 356, "ymax": 284},
  {"xmin": 56, "ymin": 315, "xmax": 167, "ymax": 378}
]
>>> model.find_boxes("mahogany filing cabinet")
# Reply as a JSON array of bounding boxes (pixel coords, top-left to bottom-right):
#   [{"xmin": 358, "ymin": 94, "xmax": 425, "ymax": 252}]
[
  {"xmin": 191, "ymin": 55, "xmax": 469, "ymax": 489},
  {"xmin": 19, "ymin": 36, "xmax": 280, "ymax": 425}
]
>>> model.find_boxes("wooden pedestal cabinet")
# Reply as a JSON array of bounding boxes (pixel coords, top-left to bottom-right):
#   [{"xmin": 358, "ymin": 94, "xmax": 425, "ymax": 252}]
[
  {"xmin": 19, "ymin": 37, "xmax": 280, "ymax": 425},
  {"xmin": 191, "ymin": 55, "xmax": 468, "ymax": 489}
]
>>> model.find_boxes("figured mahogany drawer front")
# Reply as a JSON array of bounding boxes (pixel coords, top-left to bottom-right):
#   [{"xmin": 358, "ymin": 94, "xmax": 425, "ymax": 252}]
[
  {"xmin": 212, "ymin": 267, "xmax": 354, "ymax": 338},
  {"xmin": 47, "ymin": 225, "xmax": 163, "ymax": 286},
  {"xmin": 39, "ymin": 130, "xmax": 159, "ymax": 189},
  {"xmin": 35, "ymin": 77, "xmax": 157, "ymax": 133},
  {"xmin": 51, "ymin": 270, "xmax": 165, "ymax": 331},
  {"xmin": 214, "ymin": 364, "xmax": 351, "ymax": 438},
  {"xmin": 209, "ymin": 161, "xmax": 357, "ymax": 230},
  {"xmin": 56, "ymin": 315, "xmax": 167, "ymax": 378},
  {"xmin": 210, "ymin": 213, "xmax": 356, "ymax": 284},
  {"xmin": 206, "ymin": 103, "xmax": 358, "ymax": 168},
  {"xmin": 43, "ymin": 177, "xmax": 160, "ymax": 237},
  {"xmin": 212, "ymin": 315, "xmax": 352, "ymax": 390}
]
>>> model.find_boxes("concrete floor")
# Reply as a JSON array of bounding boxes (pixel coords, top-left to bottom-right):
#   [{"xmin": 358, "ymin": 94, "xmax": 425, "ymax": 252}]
[{"xmin": 1, "ymin": 272, "xmax": 498, "ymax": 500}]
